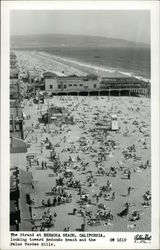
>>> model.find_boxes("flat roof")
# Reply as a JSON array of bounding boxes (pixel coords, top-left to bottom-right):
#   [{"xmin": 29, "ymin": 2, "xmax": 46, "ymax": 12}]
[
  {"xmin": 10, "ymin": 137, "xmax": 27, "ymax": 154},
  {"xmin": 10, "ymin": 107, "xmax": 23, "ymax": 120}
]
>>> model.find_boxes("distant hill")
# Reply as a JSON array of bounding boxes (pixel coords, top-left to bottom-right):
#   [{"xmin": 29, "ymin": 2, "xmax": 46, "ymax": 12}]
[{"xmin": 10, "ymin": 34, "xmax": 149, "ymax": 49}]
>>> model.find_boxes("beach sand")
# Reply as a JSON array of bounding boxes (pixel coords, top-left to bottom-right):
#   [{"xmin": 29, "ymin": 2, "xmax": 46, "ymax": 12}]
[
  {"xmin": 15, "ymin": 50, "xmax": 126, "ymax": 77},
  {"xmin": 23, "ymin": 96, "xmax": 151, "ymax": 232},
  {"xmin": 12, "ymin": 50, "xmax": 151, "ymax": 232}
]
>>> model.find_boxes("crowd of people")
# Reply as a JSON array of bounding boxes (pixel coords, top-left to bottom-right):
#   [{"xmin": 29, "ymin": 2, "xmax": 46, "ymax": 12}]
[{"xmin": 23, "ymin": 96, "xmax": 151, "ymax": 231}]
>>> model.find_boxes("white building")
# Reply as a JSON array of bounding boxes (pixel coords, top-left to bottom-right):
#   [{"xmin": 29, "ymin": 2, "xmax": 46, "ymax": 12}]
[
  {"xmin": 43, "ymin": 72, "xmax": 99, "ymax": 93},
  {"xmin": 43, "ymin": 72, "xmax": 58, "ymax": 91}
]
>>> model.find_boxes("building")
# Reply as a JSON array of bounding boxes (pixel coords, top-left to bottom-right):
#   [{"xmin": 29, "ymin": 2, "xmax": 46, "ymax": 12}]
[
  {"xmin": 10, "ymin": 51, "xmax": 17, "ymax": 61},
  {"xmin": 10, "ymin": 104, "xmax": 24, "ymax": 139},
  {"xmin": 10, "ymin": 51, "xmax": 33, "ymax": 231},
  {"xmin": 10, "ymin": 68, "xmax": 19, "ymax": 79},
  {"xmin": 28, "ymin": 70, "xmax": 41, "ymax": 84},
  {"xmin": 10, "ymin": 137, "xmax": 28, "ymax": 231},
  {"xmin": 10, "ymin": 167, "xmax": 21, "ymax": 231},
  {"xmin": 56, "ymin": 75, "xmax": 99, "ymax": 93},
  {"xmin": 10, "ymin": 80, "xmax": 21, "ymax": 100},
  {"xmin": 19, "ymin": 71, "xmax": 29, "ymax": 83},
  {"xmin": 10, "ymin": 52, "xmax": 19, "ymax": 79},
  {"xmin": 10, "ymin": 136, "xmax": 27, "ymax": 154},
  {"xmin": 43, "ymin": 72, "xmax": 99, "ymax": 94},
  {"xmin": 10, "ymin": 78, "xmax": 27, "ymax": 101},
  {"xmin": 99, "ymin": 77, "xmax": 149, "ymax": 96},
  {"xmin": 43, "ymin": 71, "xmax": 149, "ymax": 96},
  {"xmin": 34, "ymin": 81, "xmax": 45, "ymax": 91},
  {"xmin": 100, "ymin": 77, "xmax": 144, "ymax": 89},
  {"xmin": 43, "ymin": 72, "xmax": 58, "ymax": 91},
  {"xmin": 10, "ymin": 168, "xmax": 33, "ymax": 231},
  {"xmin": 40, "ymin": 104, "xmax": 74, "ymax": 125},
  {"xmin": 10, "ymin": 137, "xmax": 33, "ymax": 231},
  {"xmin": 10, "ymin": 52, "xmax": 18, "ymax": 69}
]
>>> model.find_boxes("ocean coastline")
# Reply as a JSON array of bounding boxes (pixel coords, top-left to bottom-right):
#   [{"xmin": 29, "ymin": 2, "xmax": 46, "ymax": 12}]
[
  {"xmin": 13, "ymin": 49, "xmax": 150, "ymax": 82},
  {"xmin": 38, "ymin": 51, "xmax": 150, "ymax": 82}
]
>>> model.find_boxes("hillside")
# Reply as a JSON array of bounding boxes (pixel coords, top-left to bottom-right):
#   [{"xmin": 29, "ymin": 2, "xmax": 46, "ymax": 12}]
[{"xmin": 10, "ymin": 33, "xmax": 149, "ymax": 49}]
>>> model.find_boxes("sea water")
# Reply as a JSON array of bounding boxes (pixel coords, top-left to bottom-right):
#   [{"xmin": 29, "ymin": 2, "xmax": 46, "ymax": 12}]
[{"xmin": 38, "ymin": 46, "xmax": 150, "ymax": 80}]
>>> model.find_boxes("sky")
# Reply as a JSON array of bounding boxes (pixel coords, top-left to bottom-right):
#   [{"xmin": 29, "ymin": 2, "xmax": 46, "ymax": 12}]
[{"xmin": 10, "ymin": 10, "xmax": 150, "ymax": 44}]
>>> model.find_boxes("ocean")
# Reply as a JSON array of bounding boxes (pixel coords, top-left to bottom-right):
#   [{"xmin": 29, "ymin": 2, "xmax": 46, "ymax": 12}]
[{"xmin": 37, "ymin": 47, "xmax": 150, "ymax": 79}]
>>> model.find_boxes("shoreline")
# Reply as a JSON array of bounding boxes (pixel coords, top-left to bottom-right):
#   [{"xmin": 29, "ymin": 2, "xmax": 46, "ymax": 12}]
[
  {"xmin": 13, "ymin": 49, "xmax": 150, "ymax": 82},
  {"xmin": 38, "ymin": 51, "xmax": 150, "ymax": 82}
]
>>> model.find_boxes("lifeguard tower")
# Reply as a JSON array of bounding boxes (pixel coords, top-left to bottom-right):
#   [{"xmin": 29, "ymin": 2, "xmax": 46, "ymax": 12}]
[{"xmin": 110, "ymin": 114, "xmax": 119, "ymax": 131}]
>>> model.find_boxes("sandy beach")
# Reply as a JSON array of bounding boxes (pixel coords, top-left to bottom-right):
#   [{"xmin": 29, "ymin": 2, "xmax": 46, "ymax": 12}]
[
  {"xmin": 15, "ymin": 50, "xmax": 128, "ymax": 78},
  {"xmin": 22, "ymin": 95, "xmax": 151, "ymax": 232},
  {"xmin": 15, "ymin": 50, "xmax": 150, "ymax": 83},
  {"xmin": 12, "ymin": 49, "xmax": 151, "ymax": 232},
  {"xmin": 15, "ymin": 50, "xmax": 87, "ymax": 77}
]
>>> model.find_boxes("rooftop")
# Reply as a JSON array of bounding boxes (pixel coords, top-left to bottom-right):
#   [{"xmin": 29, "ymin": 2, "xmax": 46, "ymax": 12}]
[
  {"xmin": 100, "ymin": 77, "xmax": 143, "ymax": 82},
  {"xmin": 43, "ymin": 71, "xmax": 58, "ymax": 78},
  {"xmin": 10, "ymin": 137, "xmax": 27, "ymax": 154},
  {"xmin": 10, "ymin": 107, "xmax": 23, "ymax": 120}
]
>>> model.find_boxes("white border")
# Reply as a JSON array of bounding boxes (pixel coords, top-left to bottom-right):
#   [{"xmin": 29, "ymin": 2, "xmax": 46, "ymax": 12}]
[{"xmin": 1, "ymin": 1, "xmax": 159, "ymax": 249}]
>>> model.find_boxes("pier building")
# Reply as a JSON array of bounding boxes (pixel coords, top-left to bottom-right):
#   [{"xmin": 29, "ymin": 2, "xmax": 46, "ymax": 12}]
[{"xmin": 43, "ymin": 71, "xmax": 150, "ymax": 97}]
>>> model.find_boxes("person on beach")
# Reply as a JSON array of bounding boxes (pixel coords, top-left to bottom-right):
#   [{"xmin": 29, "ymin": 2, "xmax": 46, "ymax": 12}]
[
  {"xmin": 128, "ymin": 171, "xmax": 131, "ymax": 179},
  {"xmin": 41, "ymin": 161, "xmax": 44, "ymax": 170},
  {"xmin": 77, "ymin": 155, "xmax": 81, "ymax": 161},
  {"xmin": 117, "ymin": 202, "xmax": 129, "ymax": 217},
  {"xmin": 96, "ymin": 195, "xmax": 99, "ymax": 204},
  {"xmin": 29, "ymin": 159, "xmax": 32, "ymax": 167},
  {"xmin": 44, "ymin": 161, "xmax": 47, "ymax": 169},
  {"xmin": 111, "ymin": 192, "xmax": 115, "ymax": 200},
  {"xmin": 54, "ymin": 212, "xmax": 57, "ymax": 218},
  {"xmin": 47, "ymin": 207, "xmax": 51, "ymax": 215},
  {"xmin": 41, "ymin": 200, "xmax": 45, "ymax": 206},
  {"xmin": 106, "ymin": 180, "xmax": 112, "ymax": 190},
  {"xmin": 146, "ymin": 160, "xmax": 150, "ymax": 167},
  {"xmin": 20, "ymin": 94, "xmax": 150, "ymax": 231},
  {"xmin": 69, "ymin": 156, "xmax": 72, "ymax": 163},
  {"xmin": 47, "ymin": 198, "xmax": 51, "ymax": 207},
  {"xmin": 127, "ymin": 186, "xmax": 131, "ymax": 196},
  {"xmin": 32, "ymin": 214, "xmax": 36, "ymax": 225},
  {"xmin": 79, "ymin": 185, "xmax": 82, "ymax": 196}
]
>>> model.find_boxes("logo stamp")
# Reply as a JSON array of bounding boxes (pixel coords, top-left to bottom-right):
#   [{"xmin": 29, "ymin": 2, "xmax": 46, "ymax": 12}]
[{"xmin": 134, "ymin": 234, "xmax": 151, "ymax": 243}]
